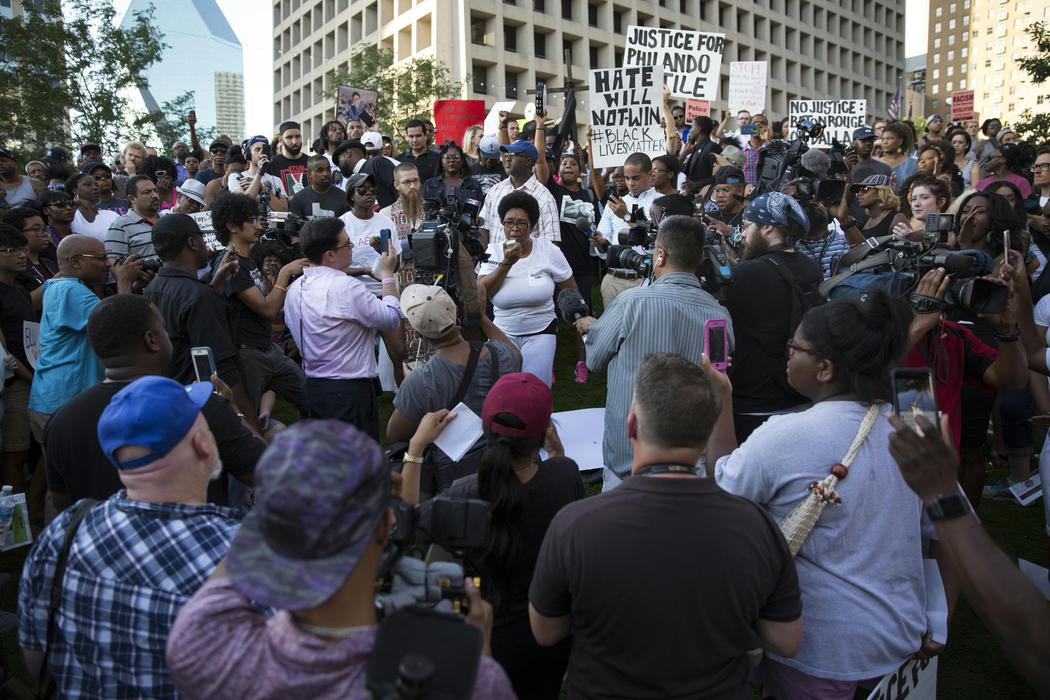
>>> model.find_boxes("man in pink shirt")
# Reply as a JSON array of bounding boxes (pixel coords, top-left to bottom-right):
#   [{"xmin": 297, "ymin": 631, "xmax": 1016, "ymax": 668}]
[{"xmin": 283, "ymin": 216, "xmax": 403, "ymax": 439}]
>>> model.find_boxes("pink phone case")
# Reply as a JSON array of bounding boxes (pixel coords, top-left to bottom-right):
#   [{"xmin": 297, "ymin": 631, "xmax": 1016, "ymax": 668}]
[{"xmin": 704, "ymin": 319, "xmax": 729, "ymax": 371}]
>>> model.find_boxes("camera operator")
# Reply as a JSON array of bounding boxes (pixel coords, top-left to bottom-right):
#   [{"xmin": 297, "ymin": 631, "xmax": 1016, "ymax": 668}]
[
  {"xmin": 723, "ymin": 192, "xmax": 823, "ymax": 443},
  {"xmin": 700, "ymin": 165, "xmax": 747, "ymax": 254},
  {"xmin": 401, "ymin": 374, "xmax": 583, "ymax": 698},
  {"xmin": 210, "ymin": 192, "xmax": 308, "ymax": 416},
  {"xmin": 529, "ymin": 353, "xmax": 801, "ymax": 699},
  {"xmin": 575, "ymin": 215, "xmax": 733, "ymax": 490},
  {"xmin": 591, "ymin": 152, "xmax": 659, "ymax": 306},
  {"xmin": 166, "ymin": 421, "xmax": 516, "ymax": 699},
  {"xmin": 386, "ymin": 284, "xmax": 522, "ymax": 493}
]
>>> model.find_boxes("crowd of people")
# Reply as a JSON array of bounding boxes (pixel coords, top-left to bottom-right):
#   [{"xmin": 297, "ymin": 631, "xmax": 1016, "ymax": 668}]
[{"xmin": 0, "ymin": 88, "xmax": 1049, "ymax": 699}]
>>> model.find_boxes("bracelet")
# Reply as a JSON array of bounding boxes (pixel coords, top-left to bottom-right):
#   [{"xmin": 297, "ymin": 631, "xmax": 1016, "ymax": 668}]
[
  {"xmin": 273, "ymin": 284, "xmax": 288, "ymax": 292},
  {"xmin": 995, "ymin": 327, "xmax": 1021, "ymax": 343},
  {"xmin": 403, "ymin": 453, "xmax": 424, "ymax": 464},
  {"xmin": 381, "ymin": 277, "xmax": 396, "ymax": 286},
  {"xmin": 498, "ymin": 261, "xmax": 514, "ymax": 268}
]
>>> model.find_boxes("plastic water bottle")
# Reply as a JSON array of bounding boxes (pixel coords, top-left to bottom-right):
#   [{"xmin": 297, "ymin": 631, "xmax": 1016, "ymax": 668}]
[{"xmin": 0, "ymin": 485, "xmax": 14, "ymax": 546}]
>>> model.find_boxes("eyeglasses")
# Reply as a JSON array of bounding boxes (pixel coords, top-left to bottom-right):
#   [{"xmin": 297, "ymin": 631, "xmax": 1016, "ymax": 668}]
[
  {"xmin": 22, "ymin": 225, "xmax": 45, "ymax": 234},
  {"xmin": 786, "ymin": 340, "xmax": 821, "ymax": 357},
  {"xmin": 249, "ymin": 217, "xmax": 264, "ymax": 226},
  {"xmin": 856, "ymin": 186, "xmax": 874, "ymax": 193},
  {"xmin": 1033, "ymin": 163, "xmax": 1050, "ymax": 173},
  {"xmin": 441, "ymin": 153, "xmax": 462, "ymax": 160},
  {"xmin": 397, "ymin": 178, "xmax": 421, "ymax": 186},
  {"xmin": 74, "ymin": 253, "xmax": 108, "ymax": 262},
  {"xmin": 332, "ymin": 241, "xmax": 352, "ymax": 251},
  {"xmin": 502, "ymin": 220, "xmax": 531, "ymax": 231},
  {"xmin": 47, "ymin": 200, "xmax": 74, "ymax": 208},
  {"xmin": 0, "ymin": 247, "xmax": 28, "ymax": 256}
]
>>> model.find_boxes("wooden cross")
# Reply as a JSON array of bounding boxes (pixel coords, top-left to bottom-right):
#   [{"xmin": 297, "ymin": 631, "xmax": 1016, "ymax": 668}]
[{"xmin": 526, "ymin": 49, "xmax": 577, "ymax": 124}]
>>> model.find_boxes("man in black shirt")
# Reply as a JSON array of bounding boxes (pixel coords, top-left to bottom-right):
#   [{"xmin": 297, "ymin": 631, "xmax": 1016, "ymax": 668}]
[
  {"xmin": 194, "ymin": 140, "xmax": 228, "ymax": 187},
  {"xmin": 701, "ymin": 166, "xmax": 747, "ymax": 252},
  {"xmin": 530, "ymin": 353, "xmax": 802, "ymax": 699},
  {"xmin": 681, "ymin": 116, "xmax": 722, "ymax": 190},
  {"xmin": 0, "ymin": 224, "xmax": 37, "ymax": 491},
  {"xmin": 723, "ymin": 191, "xmax": 824, "ymax": 442},
  {"xmin": 290, "ymin": 155, "xmax": 348, "ymax": 219},
  {"xmin": 397, "ymin": 119, "xmax": 441, "ymax": 181},
  {"xmin": 265, "ymin": 121, "xmax": 310, "ymax": 196},
  {"xmin": 211, "ymin": 192, "xmax": 307, "ymax": 414},
  {"xmin": 44, "ymin": 294, "xmax": 263, "ymax": 517},
  {"xmin": 143, "ymin": 213, "xmax": 257, "ymax": 426}
]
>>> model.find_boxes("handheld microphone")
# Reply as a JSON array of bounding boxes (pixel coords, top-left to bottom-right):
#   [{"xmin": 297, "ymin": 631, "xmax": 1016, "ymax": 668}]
[
  {"xmin": 575, "ymin": 216, "xmax": 593, "ymax": 236},
  {"xmin": 556, "ymin": 287, "xmax": 590, "ymax": 324}
]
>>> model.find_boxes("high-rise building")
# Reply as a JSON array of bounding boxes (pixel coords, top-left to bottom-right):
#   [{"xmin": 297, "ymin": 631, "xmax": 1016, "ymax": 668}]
[
  {"xmin": 272, "ymin": 0, "xmax": 904, "ymax": 142},
  {"xmin": 120, "ymin": 0, "xmax": 245, "ymax": 141}
]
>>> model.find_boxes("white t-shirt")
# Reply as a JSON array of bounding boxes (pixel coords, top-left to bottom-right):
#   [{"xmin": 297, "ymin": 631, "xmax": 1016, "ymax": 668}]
[
  {"xmin": 338, "ymin": 210, "xmax": 401, "ymax": 296},
  {"xmin": 478, "ymin": 237, "xmax": 573, "ymax": 336},
  {"xmin": 227, "ymin": 170, "xmax": 287, "ymax": 199},
  {"xmin": 71, "ymin": 208, "xmax": 119, "ymax": 242}
]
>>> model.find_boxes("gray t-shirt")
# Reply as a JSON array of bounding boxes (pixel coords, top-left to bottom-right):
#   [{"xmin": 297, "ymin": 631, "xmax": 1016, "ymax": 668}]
[
  {"xmin": 393, "ymin": 341, "xmax": 520, "ymax": 470},
  {"xmin": 714, "ymin": 401, "xmax": 932, "ymax": 682}
]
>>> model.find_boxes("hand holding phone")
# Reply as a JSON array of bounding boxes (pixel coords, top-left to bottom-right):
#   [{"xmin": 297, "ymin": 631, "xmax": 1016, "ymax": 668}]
[
  {"xmin": 191, "ymin": 346, "xmax": 217, "ymax": 384},
  {"xmin": 379, "ymin": 228, "xmax": 392, "ymax": 255},
  {"xmin": 891, "ymin": 368, "xmax": 938, "ymax": 437},
  {"xmin": 704, "ymin": 319, "xmax": 729, "ymax": 372}
]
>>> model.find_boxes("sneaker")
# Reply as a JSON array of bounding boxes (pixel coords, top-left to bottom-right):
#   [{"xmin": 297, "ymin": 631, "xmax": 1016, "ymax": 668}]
[
  {"xmin": 575, "ymin": 361, "xmax": 588, "ymax": 384},
  {"xmin": 982, "ymin": 478, "xmax": 1016, "ymax": 500}
]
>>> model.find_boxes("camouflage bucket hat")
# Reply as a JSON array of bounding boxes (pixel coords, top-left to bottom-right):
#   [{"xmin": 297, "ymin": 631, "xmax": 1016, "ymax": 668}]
[{"xmin": 226, "ymin": 420, "xmax": 391, "ymax": 610}]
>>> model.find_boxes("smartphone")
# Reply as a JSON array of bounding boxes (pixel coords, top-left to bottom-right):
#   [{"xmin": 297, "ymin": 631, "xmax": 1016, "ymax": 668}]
[
  {"xmin": 535, "ymin": 82, "xmax": 546, "ymax": 119},
  {"xmin": 191, "ymin": 346, "xmax": 217, "ymax": 384},
  {"xmin": 740, "ymin": 124, "xmax": 757, "ymax": 135},
  {"xmin": 704, "ymin": 319, "xmax": 729, "ymax": 372},
  {"xmin": 379, "ymin": 228, "xmax": 392, "ymax": 255},
  {"xmin": 891, "ymin": 368, "xmax": 938, "ymax": 435}
]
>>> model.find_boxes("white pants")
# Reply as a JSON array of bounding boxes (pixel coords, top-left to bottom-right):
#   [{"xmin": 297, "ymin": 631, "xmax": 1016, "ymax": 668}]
[{"xmin": 506, "ymin": 332, "xmax": 557, "ymax": 386}]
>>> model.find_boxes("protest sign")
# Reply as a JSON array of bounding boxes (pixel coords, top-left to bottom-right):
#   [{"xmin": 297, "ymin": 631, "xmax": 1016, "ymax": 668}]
[
  {"xmin": 728, "ymin": 61, "xmax": 767, "ymax": 114},
  {"xmin": 336, "ymin": 85, "xmax": 378, "ymax": 126},
  {"xmin": 588, "ymin": 65, "xmax": 665, "ymax": 168},
  {"xmin": 623, "ymin": 26, "xmax": 725, "ymax": 100},
  {"xmin": 189, "ymin": 211, "xmax": 224, "ymax": 251},
  {"xmin": 686, "ymin": 99, "xmax": 710, "ymax": 120},
  {"xmin": 951, "ymin": 90, "xmax": 974, "ymax": 122},
  {"xmin": 433, "ymin": 99, "xmax": 486, "ymax": 147},
  {"xmin": 22, "ymin": 321, "xmax": 39, "ymax": 369},
  {"xmin": 865, "ymin": 657, "xmax": 936, "ymax": 700},
  {"xmin": 0, "ymin": 491, "xmax": 33, "ymax": 552},
  {"xmin": 484, "ymin": 100, "xmax": 516, "ymax": 135},
  {"xmin": 788, "ymin": 99, "xmax": 867, "ymax": 148}
]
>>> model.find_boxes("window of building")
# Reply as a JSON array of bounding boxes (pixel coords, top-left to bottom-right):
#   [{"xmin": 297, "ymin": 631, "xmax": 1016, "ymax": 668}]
[
  {"xmin": 961, "ymin": 47, "xmax": 967, "ymax": 57},
  {"xmin": 504, "ymin": 23, "xmax": 517, "ymax": 51},
  {"xmin": 563, "ymin": 37, "xmax": 573, "ymax": 62},
  {"xmin": 934, "ymin": 38, "xmax": 941, "ymax": 48},
  {"xmin": 534, "ymin": 29, "xmax": 547, "ymax": 58},
  {"xmin": 561, "ymin": 0, "xmax": 572, "ymax": 20},
  {"xmin": 613, "ymin": 10, "xmax": 623, "ymax": 32},
  {"xmin": 588, "ymin": 2, "xmax": 598, "ymax": 26},
  {"xmin": 1038, "ymin": 95, "xmax": 1045, "ymax": 104},
  {"xmin": 470, "ymin": 16, "xmax": 486, "ymax": 44},
  {"xmin": 946, "ymin": 81, "xmax": 953, "ymax": 91},
  {"xmin": 934, "ymin": 53, "xmax": 941, "ymax": 63},
  {"xmin": 534, "ymin": 0, "xmax": 545, "ymax": 10},
  {"xmin": 949, "ymin": 18, "xmax": 955, "ymax": 28},
  {"xmin": 933, "ymin": 68, "xmax": 940, "ymax": 79},
  {"xmin": 963, "ymin": 15, "xmax": 969, "ymax": 25},
  {"xmin": 1008, "ymin": 102, "xmax": 1014, "ymax": 111},
  {"xmin": 505, "ymin": 69, "xmax": 518, "ymax": 98},
  {"xmin": 963, "ymin": 0, "xmax": 969, "ymax": 9},
  {"xmin": 947, "ymin": 66, "xmax": 953, "ymax": 76},
  {"xmin": 948, "ymin": 34, "xmax": 955, "ymax": 44},
  {"xmin": 947, "ymin": 50, "xmax": 954, "ymax": 60},
  {"xmin": 934, "ymin": 21, "xmax": 941, "ymax": 32},
  {"xmin": 961, "ymin": 63, "xmax": 967, "ymax": 73},
  {"xmin": 986, "ymin": 25, "xmax": 993, "ymax": 33},
  {"xmin": 935, "ymin": 5, "xmax": 942, "ymax": 15},
  {"xmin": 960, "ymin": 78, "xmax": 966, "ymax": 88},
  {"xmin": 472, "ymin": 64, "xmax": 488, "ymax": 94},
  {"xmin": 589, "ymin": 44, "xmax": 600, "ymax": 67},
  {"xmin": 932, "ymin": 84, "xmax": 940, "ymax": 94},
  {"xmin": 949, "ymin": 2, "xmax": 956, "ymax": 10}
]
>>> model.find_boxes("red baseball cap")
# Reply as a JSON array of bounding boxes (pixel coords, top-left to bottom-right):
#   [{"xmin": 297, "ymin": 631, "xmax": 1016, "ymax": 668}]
[{"xmin": 482, "ymin": 373, "xmax": 553, "ymax": 439}]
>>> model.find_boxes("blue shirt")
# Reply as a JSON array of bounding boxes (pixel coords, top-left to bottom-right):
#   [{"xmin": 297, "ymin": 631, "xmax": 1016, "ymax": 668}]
[
  {"xmin": 19, "ymin": 493, "xmax": 240, "ymax": 699},
  {"xmin": 28, "ymin": 278, "xmax": 103, "ymax": 415}
]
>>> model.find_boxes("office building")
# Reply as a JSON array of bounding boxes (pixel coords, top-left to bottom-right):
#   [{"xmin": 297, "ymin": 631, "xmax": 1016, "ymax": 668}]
[
  {"xmin": 120, "ymin": 0, "xmax": 245, "ymax": 141},
  {"xmin": 901, "ymin": 54, "xmax": 928, "ymax": 120},
  {"xmin": 273, "ymin": 0, "xmax": 905, "ymax": 141}
]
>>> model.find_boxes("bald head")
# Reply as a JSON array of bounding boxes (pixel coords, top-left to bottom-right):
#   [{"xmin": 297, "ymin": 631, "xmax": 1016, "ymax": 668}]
[
  {"xmin": 56, "ymin": 234, "xmax": 107, "ymax": 282},
  {"xmin": 57, "ymin": 234, "xmax": 103, "ymax": 264}
]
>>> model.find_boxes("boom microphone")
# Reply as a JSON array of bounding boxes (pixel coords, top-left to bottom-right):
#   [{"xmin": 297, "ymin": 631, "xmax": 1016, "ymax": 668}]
[
  {"xmin": 556, "ymin": 287, "xmax": 590, "ymax": 324},
  {"xmin": 800, "ymin": 148, "xmax": 831, "ymax": 177}
]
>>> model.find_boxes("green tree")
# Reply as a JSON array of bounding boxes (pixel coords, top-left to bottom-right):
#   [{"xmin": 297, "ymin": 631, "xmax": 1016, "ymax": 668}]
[
  {"xmin": 0, "ymin": 0, "xmax": 166, "ymax": 160},
  {"xmin": 129, "ymin": 90, "xmax": 218, "ymax": 151},
  {"xmin": 1012, "ymin": 21, "xmax": 1050, "ymax": 145},
  {"xmin": 327, "ymin": 46, "xmax": 466, "ymax": 136}
]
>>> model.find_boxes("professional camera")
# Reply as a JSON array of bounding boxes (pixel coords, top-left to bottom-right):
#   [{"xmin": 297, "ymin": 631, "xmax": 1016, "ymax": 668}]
[
  {"xmin": 411, "ymin": 187, "xmax": 488, "ymax": 310},
  {"xmin": 606, "ymin": 244, "xmax": 653, "ymax": 277},
  {"xmin": 753, "ymin": 119, "xmax": 846, "ymax": 204},
  {"xmin": 260, "ymin": 211, "xmax": 304, "ymax": 266},
  {"xmin": 696, "ymin": 227, "xmax": 734, "ymax": 295},
  {"xmin": 115, "ymin": 254, "xmax": 163, "ymax": 273}
]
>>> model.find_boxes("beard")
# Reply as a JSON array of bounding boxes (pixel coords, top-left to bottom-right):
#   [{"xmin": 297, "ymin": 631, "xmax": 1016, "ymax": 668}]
[
  {"xmin": 741, "ymin": 234, "xmax": 770, "ymax": 261},
  {"xmin": 400, "ymin": 190, "xmax": 423, "ymax": 221}
]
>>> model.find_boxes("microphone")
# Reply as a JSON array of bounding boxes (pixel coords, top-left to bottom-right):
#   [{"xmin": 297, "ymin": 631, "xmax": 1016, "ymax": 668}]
[
  {"xmin": 575, "ymin": 216, "xmax": 593, "ymax": 236},
  {"xmin": 800, "ymin": 148, "xmax": 831, "ymax": 177},
  {"xmin": 556, "ymin": 287, "xmax": 590, "ymax": 324}
]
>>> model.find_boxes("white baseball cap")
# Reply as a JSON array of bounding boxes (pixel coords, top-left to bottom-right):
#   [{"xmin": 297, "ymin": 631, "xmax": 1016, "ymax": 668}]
[{"xmin": 361, "ymin": 132, "xmax": 384, "ymax": 152}]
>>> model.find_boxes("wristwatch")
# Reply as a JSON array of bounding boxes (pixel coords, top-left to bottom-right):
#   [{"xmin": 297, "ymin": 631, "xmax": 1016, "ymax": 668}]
[
  {"xmin": 924, "ymin": 492, "xmax": 972, "ymax": 521},
  {"xmin": 621, "ymin": 213, "xmax": 631, "ymax": 222}
]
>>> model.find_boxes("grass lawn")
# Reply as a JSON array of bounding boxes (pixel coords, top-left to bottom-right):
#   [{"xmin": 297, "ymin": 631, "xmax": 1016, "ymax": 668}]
[{"xmin": 0, "ymin": 312, "xmax": 1044, "ymax": 697}]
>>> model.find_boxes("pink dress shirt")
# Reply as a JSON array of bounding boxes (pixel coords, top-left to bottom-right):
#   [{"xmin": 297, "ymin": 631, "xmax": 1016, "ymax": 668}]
[{"xmin": 284, "ymin": 265, "xmax": 403, "ymax": 380}]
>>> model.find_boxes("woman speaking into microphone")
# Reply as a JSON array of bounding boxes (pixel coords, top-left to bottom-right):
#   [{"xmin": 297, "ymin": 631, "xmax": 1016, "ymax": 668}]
[{"xmin": 478, "ymin": 191, "xmax": 578, "ymax": 386}]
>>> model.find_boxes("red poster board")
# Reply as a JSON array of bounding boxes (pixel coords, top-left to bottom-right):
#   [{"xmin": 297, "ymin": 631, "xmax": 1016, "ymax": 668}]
[
  {"xmin": 686, "ymin": 99, "xmax": 711, "ymax": 120},
  {"xmin": 951, "ymin": 90, "xmax": 974, "ymax": 122},
  {"xmin": 433, "ymin": 100, "xmax": 486, "ymax": 147}
]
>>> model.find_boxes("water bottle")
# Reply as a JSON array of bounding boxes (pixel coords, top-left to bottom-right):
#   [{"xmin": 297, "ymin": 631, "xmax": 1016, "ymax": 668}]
[{"xmin": 0, "ymin": 485, "xmax": 15, "ymax": 546}]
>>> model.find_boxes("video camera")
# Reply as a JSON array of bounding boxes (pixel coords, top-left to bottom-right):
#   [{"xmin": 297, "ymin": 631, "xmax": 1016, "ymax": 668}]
[
  {"xmin": 753, "ymin": 118, "xmax": 847, "ymax": 204},
  {"xmin": 697, "ymin": 227, "xmax": 734, "ymax": 294},
  {"xmin": 412, "ymin": 186, "xmax": 488, "ymax": 306},
  {"xmin": 260, "ymin": 211, "xmax": 305, "ymax": 266}
]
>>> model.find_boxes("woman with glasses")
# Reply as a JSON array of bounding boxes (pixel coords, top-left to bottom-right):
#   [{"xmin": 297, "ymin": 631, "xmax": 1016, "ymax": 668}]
[
  {"xmin": 478, "ymin": 192, "xmax": 578, "ymax": 386},
  {"xmin": 67, "ymin": 172, "xmax": 118, "ymax": 243},
  {"xmin": 141, "ymin": 155, "xmax": 179, "ymax": 211},
  {"xmin": 37, "ymin": 190, "xmax": 75, "ymax": 246},
  {"xmin": 1030, "ymin": 147, "xmax": 1050, "ymax": 241},
  {"xmin": 1, "ymin": 206, "xmax": 56, "ymax": 302},
  {"xmin": 422, "ymin": 142, "xmax": 483, "ymax": 206},
  {"xmin": 714, "ymin": 291, "xmax": 948, "ymax": 699},
  {"xmin": 976, "ymin": 143, "xmax": 1034, "ymax": 200}
]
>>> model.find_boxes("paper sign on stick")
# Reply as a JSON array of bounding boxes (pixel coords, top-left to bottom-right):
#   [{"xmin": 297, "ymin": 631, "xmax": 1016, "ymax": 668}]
[
  {"xmin": 588, "ymin": 65, "xmax": 665, "ymax": 169},
  {"xmin": 623, "ymin": 26, "xmax": 725, "ymax": 100},
  {"xmin": 686, "ymin": 99, "xmax": 710, "ymax": 120},
  {"xmin": 728, "ymin": 61, "xmax": 767, "ymax": 114}
]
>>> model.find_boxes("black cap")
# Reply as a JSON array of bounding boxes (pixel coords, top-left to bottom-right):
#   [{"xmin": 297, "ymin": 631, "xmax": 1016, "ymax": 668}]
[
  {"xmin": 0, "ymin": 147, "xmax": 15, "ymax": 161},
  {"xmin": 209, "ymin": 139, "xmax": 228, "ymax": 152},
  {"xmin": 80, "ymin": 160, "xmax": 112, "ymax": 175},
  {"xmin": 80, "ymin": 143, "xmax": 101, "ymax": 154},
  {"xmin": 332, "ymin": 139, "xmax": 366, "ymax": 161},
  {"xmin": 44, "ymin": 146, "xmax": 68, "ymax": 162},
  {"xmin": 152, "ymin": 212, "xmax": 202, "ymax": 240},
  {"xmin": 715, "ymin": 166, "xmax": 746, "ymax": 185},
  {"xmin": 278, "ymin": 120, "xmax": 301, "ymax": 134}
]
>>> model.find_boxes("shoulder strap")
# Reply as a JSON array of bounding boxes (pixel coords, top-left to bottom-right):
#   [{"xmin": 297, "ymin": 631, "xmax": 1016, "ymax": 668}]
[
  {"xmin": 818, "ymin": 250, "xmax": 894, "ymax": 299},
  {"xmin": 40, "ymin": 499, "xmax": 99, "ymax": 694},
  {"xmin": 447, "ymin": 342, "xmax": 482, "ymax": 410},
  {"xmin": 762, "ymin": 256, "xmax": 806, "ymax": 331}
]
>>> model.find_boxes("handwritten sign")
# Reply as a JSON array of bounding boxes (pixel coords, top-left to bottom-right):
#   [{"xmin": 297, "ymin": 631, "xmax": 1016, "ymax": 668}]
[
  {"xmin": 433, "ymin": 100, "xmax": 486, "ymax": 148},
  {"xmin": 22, "ymin": 321, "xmax": 39, "ymax": 369},
  {"xmin": 865, "ymin": 658, "xmax": 936, "ymax": 700},
  {"xmin": 187, "ymin": 211, "xmax": 224, "ymax": 252},
  {"xmin": 588, "ymin": 66, "xmax": 665, "ymax": 168},
  {"xmin": 788, "ymin": 99, "xmax": 867, "ymax": 148},
  {"xmin": 686, "ymin": 99, "xmax": 710, "ymax": 120},
  {"xmin": 951, "ymin": 90, "xmax": 974, "ymax": 122},
  {"xmin": 623, "ymin": 26, "xmax": 725, "ymax": 100},
  {"xmin": 728, "ymin": 61, "xmax": 767, "ymax": 114}
]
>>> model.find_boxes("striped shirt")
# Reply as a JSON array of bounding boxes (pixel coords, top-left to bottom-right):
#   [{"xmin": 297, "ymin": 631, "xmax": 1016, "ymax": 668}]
[
  {"xmin": 480, "ymin": 174, "xmax": 561, "ymax": 245},
  {"xmin": 795, "ymin": 225, "xmax": 851, "ymax": 279},
  {"xmin": 105, "ymin": 210, "xmax": 157, "ymax": 259},
  {"xmin": 585, "ymin": 272, "xmax": 734, "ymax": 478}
]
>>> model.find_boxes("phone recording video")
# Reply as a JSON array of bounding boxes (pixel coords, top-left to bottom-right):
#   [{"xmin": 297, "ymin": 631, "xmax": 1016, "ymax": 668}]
[
  {"xmin": 191, "ymin": 346, "xmax": 217, "ymax": 384},
  {"xmin": 704, "ymin": 319, "xmax": 729, "ymax": 372},
  {"xmin": 891, "ymin": 368, "xmax": 938, "ymax": 436}
]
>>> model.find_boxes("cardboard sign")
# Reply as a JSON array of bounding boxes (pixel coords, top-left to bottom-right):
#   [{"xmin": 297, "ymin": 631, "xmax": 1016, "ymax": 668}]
[
  {"xmin": 951, "ymin": 90, "xmax": 974, "ymax": 122},
  {"xmin": 188, "ymin": 211, "xmax": 224, "ymax": 252},
  {"xmin": 588, "ymin": 65, "xmax": 665, "ymax": 168},
  {"xmin": 788, "ymin": 99, "xmax": 867, "ymax": 148},
  {"xmin": 22, "ymin": 321, "xmax": 39, "ymax": 369},
  {"xmin": 484, "ymin": 100, "xmax": 516, "ymax": 135},
  {"xmin": 686, "ymin": 99, "xmax": 711, "ymax": 120},
  {"xmin": 433, "ymin": 99, "xmax": 487, "ymax": 148},
  {"xmin": 336, "ymin": 85, "xmax": 378, "ymax": 126},
  {"xmin": 622, "ymin": 26, "xmax": 725, "ymax": 100},
  {"xmin": 728, "ymin": 61, "xmax": 768, "ymax": 114},
  {"xmin": 865, "ymin": 658, "xmax": 937, "ymax": 700}
]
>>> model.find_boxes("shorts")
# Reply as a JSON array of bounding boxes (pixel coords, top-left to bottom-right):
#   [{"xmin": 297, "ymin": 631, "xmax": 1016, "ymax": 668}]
[
  {"xmin": 1, "ymin": 378, "xmax": 31, "ymax": 453},
  {"xmin": 28, "ymin": 410, "xmax": 51, "ymax": 447}
]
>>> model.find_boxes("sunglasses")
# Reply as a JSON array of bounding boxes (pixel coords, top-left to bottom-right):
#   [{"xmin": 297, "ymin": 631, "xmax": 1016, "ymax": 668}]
[{"xmin": 74, "ymin": 253, "xmax": 108, "ymax": 262}]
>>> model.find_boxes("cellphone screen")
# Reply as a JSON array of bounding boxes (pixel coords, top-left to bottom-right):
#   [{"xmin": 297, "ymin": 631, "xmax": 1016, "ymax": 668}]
[
  {"xmin": 191, "ymin": 348, "xmax": 215, "ymax": 384},
  {"xmin": 892, "ymin": 369, "xmax": 937, "ymax": 432},
  {"xmin": 707, "ymin": 326, "xmax": 726, "ymax": 363},
  {"xmin": 380, "ymin": 229, "xmax": 391, "ymax": 254}
]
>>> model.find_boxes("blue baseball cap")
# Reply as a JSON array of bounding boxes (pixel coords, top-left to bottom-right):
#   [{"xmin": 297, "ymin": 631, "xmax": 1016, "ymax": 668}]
[
  {"xmin": 500, "ymin": 140, "xmax": 538, "ymax": 162},
  {"xmin": 98, "ymin": 376, "xmax": 214, "ymax": 470}
]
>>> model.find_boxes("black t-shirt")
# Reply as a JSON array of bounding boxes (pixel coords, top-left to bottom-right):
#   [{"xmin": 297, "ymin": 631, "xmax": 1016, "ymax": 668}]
[
  {"xmin": 0, "ymin": 280, "xmax": 35, "ymax": 366},
  {"xmin": 433, "ymin": 457, "xmax": 584, "ymax": 626},
  {"xmin": 18, "ymin": 254, "xmax": 59, "ymax": 294},
  {"xmin": 546, "ymin": 181, "xmax": 599, "ymax": 278},
  {"xmin": 530, "ymin": 476, "xmax": 801, "ymax": 700},
  {"xmin": 723, "ymin": 250, "xmax": 823, "ymax": 413},
  {"xmin": 290, "ymin": 186, "xmax": 348, "ymax": 220},
  {"xmin": 43, "ymin": 380, "xmax": 264, "ymax": 506},
  {"xmin": 398, "ymin": 150, "xmax": 442, "ymax": 181},
  {"xmin": 215, "ymin": 253, "xmax": 273, "ymax": 350},
  {"xmin": 265, "ymin": 154, "xmax": 310, "ymax": 196}
]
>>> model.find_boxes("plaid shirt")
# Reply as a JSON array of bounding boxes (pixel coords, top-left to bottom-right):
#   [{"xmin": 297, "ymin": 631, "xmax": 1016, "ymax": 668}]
[
  {"xmin": 19, "ymin": 493, "xmax": 240, "ymax": 699},
  {"xmin": 742, "ymin": 140, "xmax": 766, "ymax": 185}
]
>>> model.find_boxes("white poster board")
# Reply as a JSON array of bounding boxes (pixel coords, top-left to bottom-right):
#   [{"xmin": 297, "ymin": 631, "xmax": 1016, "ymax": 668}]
[
  {"xmin": 484, "ymin": 101, "xmax": 516, "ymax": 136},
  {"xmin": 588, "ymin": 65, "xmax": 665, "ymax": 168},
  {"xmin": 865, "ymin": 657, "xmax": 937, "ymax": 700},
  {"xmin": 788, "ymin": 99, "xmax": 867, "ymax": 148},
  {"xmin": 22, "ymin": 321, "xmax": 39, "ymax": 369},
  {"xmin": 728, "ymin": 61, "xmax": 768, "ymax": 115},
  {"xmin": 622, "ymin": 26, "xmax": 725, "ymax": 100},
  {"xmin": 189, "ymin": 211, "xmax": 225, "ymax": 251}
]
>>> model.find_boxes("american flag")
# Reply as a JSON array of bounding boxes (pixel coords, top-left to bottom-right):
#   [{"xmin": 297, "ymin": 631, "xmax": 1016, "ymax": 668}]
[{"xmin": 888, "ymin": 82, "xmax": 901, "ymax": 120}]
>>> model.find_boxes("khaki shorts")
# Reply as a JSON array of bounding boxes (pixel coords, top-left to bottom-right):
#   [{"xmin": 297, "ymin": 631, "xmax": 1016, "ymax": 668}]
[
  {"xmin": 28, "ymin": 409, "xmax": 51, "ymax": 447},
  {"xmin": 1, "ymin": 378, "xmax": 31, "ymax": 453}
]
